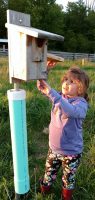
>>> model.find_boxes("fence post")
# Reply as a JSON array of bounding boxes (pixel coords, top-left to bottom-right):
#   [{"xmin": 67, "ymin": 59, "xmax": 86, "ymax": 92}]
[{"xmin": 82, "ymin": 58, "xmax": 85, "ymax": 66}]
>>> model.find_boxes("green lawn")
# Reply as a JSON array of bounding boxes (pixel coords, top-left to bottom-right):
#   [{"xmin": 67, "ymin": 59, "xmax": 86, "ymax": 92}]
[{"xmin": 0, "ymin": 56, "xmax": 95, "ymax": 199}]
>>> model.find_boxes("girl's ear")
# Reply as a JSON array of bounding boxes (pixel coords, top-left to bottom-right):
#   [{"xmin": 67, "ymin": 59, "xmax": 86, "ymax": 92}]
[
  {"xmin": 77, "ymin": 83, "xmax": 84, "ymax": 96},
  {"xmin": 78, "ymin": 88, "xmax": 82, "ymax": 95}
]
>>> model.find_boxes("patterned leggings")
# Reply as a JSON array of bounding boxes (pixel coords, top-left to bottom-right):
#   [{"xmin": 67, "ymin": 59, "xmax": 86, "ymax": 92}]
[{"xmin": 43, "ymin": 148, "xmax": 82, "ymax": 189}]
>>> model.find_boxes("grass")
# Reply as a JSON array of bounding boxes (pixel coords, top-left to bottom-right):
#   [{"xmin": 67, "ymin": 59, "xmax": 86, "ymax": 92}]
[{"xmin": 0, "ymin": 56, "xmax": 95, "ymax": 199}]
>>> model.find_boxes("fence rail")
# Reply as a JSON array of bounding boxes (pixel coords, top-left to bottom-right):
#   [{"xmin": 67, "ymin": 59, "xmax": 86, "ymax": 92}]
[
  {"xmin": 0, "ymin": 48, "xmax": 95, "ymax": 61},
  {"xmin": 0, "ymin": 48, "xmax": 8, "ymax": 56},
  {"xmin": 49, "ymin": 51, "xmax": 95, "ymax": 62}
]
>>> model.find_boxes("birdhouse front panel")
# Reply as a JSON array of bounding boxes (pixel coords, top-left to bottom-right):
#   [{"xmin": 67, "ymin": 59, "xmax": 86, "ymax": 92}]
[{"xmin": 26, "ymin": 36, "xmax": 47, "ymax": 80}]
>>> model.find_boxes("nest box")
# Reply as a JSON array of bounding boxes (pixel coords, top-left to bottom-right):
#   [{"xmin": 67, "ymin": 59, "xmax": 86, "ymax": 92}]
[{"xmin": 5, "ymin": 10, "xmax": 64, "ymax": 83}]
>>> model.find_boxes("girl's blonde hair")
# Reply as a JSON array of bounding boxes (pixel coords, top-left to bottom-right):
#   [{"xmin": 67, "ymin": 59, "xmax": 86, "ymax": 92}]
[{"xmin": 62, "ymin": 67, "xmax": 89, "ymax": 101}]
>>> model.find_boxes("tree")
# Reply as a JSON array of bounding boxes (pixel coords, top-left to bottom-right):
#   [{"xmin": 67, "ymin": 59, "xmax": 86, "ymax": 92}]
[
  {"xmin": 0, "ymin": 0, "xmax": 95, "ymax": 53},
  {"xmin": 77, "ymin": 34, "xmax": 89, "ymax": 52},
  {"xmin": 63, "ymin": 30, "xmax": 77, "ymax": 52},
  {"xmin": 63, "ymin": 0, "xmax": 95, "ymax": 53},
  {"xmin": 64, "ymin": 0, "xmax": 87, "ymax": 34},
  {"xmin": 0, "ymin": 0, "xmax": 8, "ymax": 38}
]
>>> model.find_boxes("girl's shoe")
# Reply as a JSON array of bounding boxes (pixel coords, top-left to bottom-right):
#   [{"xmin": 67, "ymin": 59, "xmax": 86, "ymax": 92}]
[
  {"xmin": 61, "ymin": 188, "xmax": 74, "ymax": 200},
  {"xmin": 40, "ymin": 179, "xmax": 51, "ymax": 194}
]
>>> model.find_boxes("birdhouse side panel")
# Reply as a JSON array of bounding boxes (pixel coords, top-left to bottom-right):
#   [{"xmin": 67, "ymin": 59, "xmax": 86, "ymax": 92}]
[{"xmin": 8, "ymin": 30, "xmax": 27, "ymax": 82}]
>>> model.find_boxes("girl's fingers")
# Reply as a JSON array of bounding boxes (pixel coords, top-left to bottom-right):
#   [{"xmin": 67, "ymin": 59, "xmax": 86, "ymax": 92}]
[
  {"xmin": 37, "ymin": 80, "xmax": 41, "ymax": 89},
  {"xmin": 47, "ymin": 60, "xmax": 57, "ymax": 67},
  {"xmin": 37, "ymin": 80, "xmax": 51, "ymax": 95}
]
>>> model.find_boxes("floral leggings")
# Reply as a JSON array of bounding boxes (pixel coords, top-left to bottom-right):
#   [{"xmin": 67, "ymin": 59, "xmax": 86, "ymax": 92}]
[{"xmin": 43, "ymin": 148, "xmax": 82, "ymax": 189}]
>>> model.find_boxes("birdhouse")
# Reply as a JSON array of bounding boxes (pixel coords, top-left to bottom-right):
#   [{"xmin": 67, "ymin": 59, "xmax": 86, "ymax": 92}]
[{"xmin": 5, "ymin": 10, "xmax": 64, "ymax": 83}]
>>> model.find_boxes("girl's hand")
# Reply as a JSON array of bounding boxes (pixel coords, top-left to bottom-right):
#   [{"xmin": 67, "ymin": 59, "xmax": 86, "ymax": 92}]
[
  {"xmin": 47, "ymin": 60, "xmax": 56, "ymax": 68},
  {"xmin": 37, "ymin": 80, "xmax": 51, "ymax": 95}
]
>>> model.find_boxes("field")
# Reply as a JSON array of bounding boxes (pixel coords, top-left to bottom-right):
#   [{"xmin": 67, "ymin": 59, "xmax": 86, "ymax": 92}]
[{"xmin": 0, "ymin": 56, "xmax": 95, "ymax": 200}]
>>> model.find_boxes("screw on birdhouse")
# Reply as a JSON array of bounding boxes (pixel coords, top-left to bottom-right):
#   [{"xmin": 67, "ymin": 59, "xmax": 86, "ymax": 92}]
[{"xmin": 19, "ymin": 19, "xmax": 22, "ymax": 23}]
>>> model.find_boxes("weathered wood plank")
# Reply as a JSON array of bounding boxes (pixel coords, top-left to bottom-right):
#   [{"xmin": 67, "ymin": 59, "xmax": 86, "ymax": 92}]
[
  {"xmin": 7, "ymin": 10, "xmax": 30, "ymax": 27},
  {"xmin": 5, "ymin": 23, "xmax": 64, "ymax": 41},
  {"xmin": 47, "ymin": 53, "xmax": 64, "ymax": 62}
]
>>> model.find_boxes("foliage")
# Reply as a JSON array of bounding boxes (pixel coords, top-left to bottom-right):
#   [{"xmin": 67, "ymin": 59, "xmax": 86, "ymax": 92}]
[
  {"xmin": 0, "ymin": 0, "xmax": 95, "ymax": 52},
  {"xmin": 63, "ymin": 1, "xmax": 95, "ymax": 53},
  {"xmin": 0, "ymin": 0, "xmax": 8, "ymax": 38}
]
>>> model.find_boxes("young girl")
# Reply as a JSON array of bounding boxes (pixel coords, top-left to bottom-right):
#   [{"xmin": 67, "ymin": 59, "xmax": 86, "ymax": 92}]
[{"xmin": 37, "ymin": 67, "xmax": 89, "ymax": 200}]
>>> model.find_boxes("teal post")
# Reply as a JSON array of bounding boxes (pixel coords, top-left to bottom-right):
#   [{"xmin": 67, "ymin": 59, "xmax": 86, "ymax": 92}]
[{"xmin": 7, "ymin": 89, "xmax": 30, "ymax": 199}]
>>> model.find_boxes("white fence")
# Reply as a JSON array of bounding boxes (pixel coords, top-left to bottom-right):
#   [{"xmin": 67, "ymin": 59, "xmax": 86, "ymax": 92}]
[
  {"xmin": 0, "ymin": 39, "xmax": 95, "ymax": 61},
  {"xmin": 0, "ymin": 48, "xmax": 8, "ymax": 56},
  {"xmin": 49, "ymin": 51, "xmax": 95, "ymax": 62},
  {"xmin": 0, "ymin": 39, "xmax": 8, "ymax": 56}
]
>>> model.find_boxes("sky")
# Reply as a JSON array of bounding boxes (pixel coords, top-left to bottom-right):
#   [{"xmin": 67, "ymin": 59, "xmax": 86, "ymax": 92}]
[{"xmin": 56, "ymin": 0, "xmax": 77, "ymax": 10}]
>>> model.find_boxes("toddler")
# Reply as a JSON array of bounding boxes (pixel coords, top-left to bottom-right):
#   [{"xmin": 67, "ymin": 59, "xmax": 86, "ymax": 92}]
[{"xmin": 37, "ymin": 67, "xmax": 89, "ymax": 200}]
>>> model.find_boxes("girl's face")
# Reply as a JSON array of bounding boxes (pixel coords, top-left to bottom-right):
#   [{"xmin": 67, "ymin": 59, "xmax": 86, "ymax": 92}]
[{"xmin": 62, "ymin": 75, "xmax": 80, "ymax": 98}]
